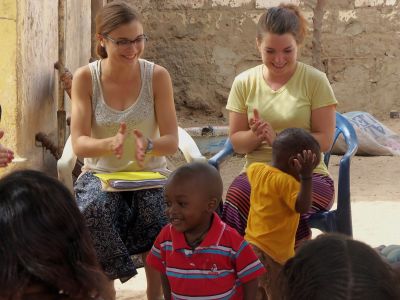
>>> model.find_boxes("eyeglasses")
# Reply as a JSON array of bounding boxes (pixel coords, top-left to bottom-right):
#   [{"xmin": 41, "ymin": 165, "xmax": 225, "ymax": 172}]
[{"xmin": 103, "ymin": 34, "xmax": 148, "ymax": 50}]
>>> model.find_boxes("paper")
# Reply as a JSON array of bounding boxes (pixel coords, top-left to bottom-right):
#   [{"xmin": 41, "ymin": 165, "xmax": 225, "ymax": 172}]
[{"xmin": 94, "ymin": 171, "xmax": 167, "ymax": 192}]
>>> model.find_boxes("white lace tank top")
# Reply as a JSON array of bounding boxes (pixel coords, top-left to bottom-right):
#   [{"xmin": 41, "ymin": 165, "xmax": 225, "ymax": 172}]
[{"xmin": 82, "ymin": 59, "xmax": 167, "ymax": 173}]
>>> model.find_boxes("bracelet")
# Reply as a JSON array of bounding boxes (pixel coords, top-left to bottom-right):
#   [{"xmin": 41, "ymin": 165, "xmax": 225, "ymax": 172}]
[{"xmin": 300, "ymin": 176, "xmax": 312, "ymax": 181}]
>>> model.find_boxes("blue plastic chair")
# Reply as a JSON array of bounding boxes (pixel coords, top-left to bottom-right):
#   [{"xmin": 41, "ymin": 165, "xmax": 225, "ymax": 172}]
[{"xmin": 208, "ymin": 112, "xmax": 358, "ymax": 237}]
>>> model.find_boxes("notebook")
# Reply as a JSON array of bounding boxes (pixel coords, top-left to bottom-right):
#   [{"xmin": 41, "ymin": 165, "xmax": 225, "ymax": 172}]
[{"xmin": 94, "ymin": 171, "xmax": 168, "ymax": 192}]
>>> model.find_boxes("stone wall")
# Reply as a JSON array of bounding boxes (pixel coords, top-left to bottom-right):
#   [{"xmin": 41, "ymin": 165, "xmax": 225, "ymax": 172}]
[{"xmin": 128, "ymin": 0, "xmax": 400, "ymax": 119}]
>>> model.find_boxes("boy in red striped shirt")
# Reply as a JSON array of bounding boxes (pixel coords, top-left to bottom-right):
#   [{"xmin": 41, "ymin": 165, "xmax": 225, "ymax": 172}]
[{"xmin": 147, "ymin": 162, "xmax": 266, "ymax": 300}]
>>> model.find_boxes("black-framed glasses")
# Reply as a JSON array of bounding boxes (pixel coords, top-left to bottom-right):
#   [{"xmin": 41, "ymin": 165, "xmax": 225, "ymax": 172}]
[{"xmin": 103, "ymin": 34, "xmax": 148, "ymax": 50}]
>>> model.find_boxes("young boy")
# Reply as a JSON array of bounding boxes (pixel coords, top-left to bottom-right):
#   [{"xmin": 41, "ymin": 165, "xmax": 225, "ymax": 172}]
[
  {"xmin": 244, "ymin": 128, "xmax": 321, "ymax": 300},
  {"xmin": 146, "ymin": 162, "xmax": 266, "ymax": 300}
]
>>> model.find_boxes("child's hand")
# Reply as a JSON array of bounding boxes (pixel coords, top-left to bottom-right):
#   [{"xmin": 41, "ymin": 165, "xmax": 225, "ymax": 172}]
[
  {"xmin": 110, "ymin": 123, "xmax": 127, "ymax": 159},
  {"xmin": 293, "ymin": 150, "xmax": 316, "ymax": 179},
  {"xmin": 0, "ymin": 131, "xmax": 14, "ymax": 167}
]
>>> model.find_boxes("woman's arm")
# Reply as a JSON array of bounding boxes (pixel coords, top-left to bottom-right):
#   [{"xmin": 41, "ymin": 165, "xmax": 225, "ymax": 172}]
[
  {"xmin": 310, "ymin": 105, "xmax": 336, "ymax": 152},
  {"xmin": 71, "ymin": 66, "xmax": 126, "ymax": 158},
  {"xmin": 151, "ymin": 65, "xmax": 179, "ymax": 156},
  {"xmin": 229, "ymin": 111, "xmax": 261, "ymax": 154}
]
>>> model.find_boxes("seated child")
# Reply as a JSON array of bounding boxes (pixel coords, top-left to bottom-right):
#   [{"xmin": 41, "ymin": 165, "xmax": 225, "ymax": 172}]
[
  {"xmin": 244, "ymin": 128, "xmax": 320, "ymax": 300},
  {"xmin": 146, "ymin": 162, "xmax": 266, "ymax": 300},
  {"xmin": 281, "ymin": 233, "xmax": 400, "ymax": 300}
]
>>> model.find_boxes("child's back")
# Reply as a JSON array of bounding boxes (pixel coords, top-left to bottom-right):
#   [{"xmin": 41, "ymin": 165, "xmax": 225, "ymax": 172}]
[{"xmin": 245, "ymin": 128, "xmax": 321, "ymax": 300}]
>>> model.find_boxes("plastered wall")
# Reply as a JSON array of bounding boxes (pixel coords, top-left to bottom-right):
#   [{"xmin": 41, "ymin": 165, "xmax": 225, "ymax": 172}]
[
  {"xmin": 129, "ymin": 0, "xmax": 400, "ymax": 119},
  {"xmin": 0, "ymin": 0, "xmax": 90, "ymax": 175}
]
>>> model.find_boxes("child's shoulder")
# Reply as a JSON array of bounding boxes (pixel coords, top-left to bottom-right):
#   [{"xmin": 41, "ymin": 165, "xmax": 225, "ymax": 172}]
[{"xmin": 221, "ymin": 221, "xmax": 249, "ymax": 248}]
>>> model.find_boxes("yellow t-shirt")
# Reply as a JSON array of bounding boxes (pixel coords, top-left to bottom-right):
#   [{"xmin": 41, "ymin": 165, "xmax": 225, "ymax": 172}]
[
  {"xmin": 245, "ymin": 163, "xmax": 300, "ymax": 264},
  {"xmin": 226, "ymin": 62, "xmax": 338, "ymax": 175}
]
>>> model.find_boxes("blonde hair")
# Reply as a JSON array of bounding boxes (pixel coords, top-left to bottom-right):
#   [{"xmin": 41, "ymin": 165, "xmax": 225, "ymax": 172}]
[
  {"xmin": 95, "ymin": 1, "xmax": 140, "ymax": 58},
  {"xmin": 256, "ymin": 3, "xmax": 307, "ymax": 44}
]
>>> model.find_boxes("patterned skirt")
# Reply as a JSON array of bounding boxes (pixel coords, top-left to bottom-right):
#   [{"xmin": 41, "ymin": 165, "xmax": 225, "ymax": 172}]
[
  {"xmin": 75, "ymin": 172, "xmax": 168, "ymax": 281},
  {"xmin": 221, "ymin": 172, "xmax": 334, "ymax": 244}
]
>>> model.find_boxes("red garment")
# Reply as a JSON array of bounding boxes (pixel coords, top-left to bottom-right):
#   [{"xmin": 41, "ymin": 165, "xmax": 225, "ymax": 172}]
[{"xmin": 147, "ymin": 213, "xmax": 266, "ymax": 299}]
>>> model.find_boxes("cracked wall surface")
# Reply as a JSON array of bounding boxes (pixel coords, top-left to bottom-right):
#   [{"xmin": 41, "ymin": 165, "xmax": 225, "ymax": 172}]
[{"xmin": 128, "ymin": 0, "xmax": 400, "ymax": 119}]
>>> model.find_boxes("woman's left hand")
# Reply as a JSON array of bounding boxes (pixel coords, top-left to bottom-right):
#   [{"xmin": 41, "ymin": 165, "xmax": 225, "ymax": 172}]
[{"xmin": 133, "ymin": 129, "xmax": 148, "ymax": 168}]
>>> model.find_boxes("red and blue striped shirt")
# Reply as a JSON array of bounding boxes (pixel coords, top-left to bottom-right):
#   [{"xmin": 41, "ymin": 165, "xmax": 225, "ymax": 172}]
[{"xmin": 147, "ymin": 213, "xmax": 266, "ymax": 299}]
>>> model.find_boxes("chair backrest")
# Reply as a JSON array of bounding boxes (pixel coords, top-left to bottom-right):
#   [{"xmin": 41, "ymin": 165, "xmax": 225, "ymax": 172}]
[
  {"xmin": 208, "ymin": 112, "xmax": 359, "ymax": 236},
  {"xmin": 326, "ymin": 112, "xmax": 358, "ymax": 235}
]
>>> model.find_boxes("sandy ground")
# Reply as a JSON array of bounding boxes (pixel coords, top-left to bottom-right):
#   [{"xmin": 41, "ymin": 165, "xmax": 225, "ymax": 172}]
[{"xmin": 115, "ymin": 117, "xmax": 400, "ymax": 299}]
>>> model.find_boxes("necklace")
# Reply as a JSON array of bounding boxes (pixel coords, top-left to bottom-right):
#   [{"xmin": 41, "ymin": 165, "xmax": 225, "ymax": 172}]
[{"xmin": 185, "ymin": 217, "xmax": 213, "ymax": 250}]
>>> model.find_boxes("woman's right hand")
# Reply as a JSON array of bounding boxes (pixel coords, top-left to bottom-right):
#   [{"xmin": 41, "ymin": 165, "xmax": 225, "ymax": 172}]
[
  {"xmin": 249, "ymin": 109, "xmax": 276, "ymax": 146},
  {"xmin": 111, "ymin": 123, "xmax": 127, "ymax": 159}
]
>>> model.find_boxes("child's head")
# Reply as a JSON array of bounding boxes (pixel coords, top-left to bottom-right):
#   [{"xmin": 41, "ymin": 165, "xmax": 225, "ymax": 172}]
[
  {"xmin": 0, "ymin": 170, "xmax": 108, "ymax": 299},
  {"xmin": 164, "ymin": 162, "xmax": 223, "ymax": 234},
  {"xmin": 281, "ymin": 233, "xmax": 400, "ymax": 300},
  {"xmin": 272, "ymin": 128, "xmax": 320, "ymax": 177}
]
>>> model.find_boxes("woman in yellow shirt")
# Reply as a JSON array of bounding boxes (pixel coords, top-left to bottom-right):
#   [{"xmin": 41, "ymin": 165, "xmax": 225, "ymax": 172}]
[{"xmin": 221, "ymin": 4, "xmax": 337, "ymax": 245}]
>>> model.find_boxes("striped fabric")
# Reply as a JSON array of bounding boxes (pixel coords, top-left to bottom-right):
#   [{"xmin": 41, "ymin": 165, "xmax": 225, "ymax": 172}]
[
  {"xmin": 221, "ymin": 173, "xmax": 334, "ymax": 243},
  {"xmin": 146, "ymin": 213, "xmax": 266, "ymax": 299}
]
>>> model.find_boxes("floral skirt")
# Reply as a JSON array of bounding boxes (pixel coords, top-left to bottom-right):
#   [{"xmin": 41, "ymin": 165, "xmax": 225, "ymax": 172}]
[{"xmin": 75, "ymin": 172, "xmax": 168, "ymax": 281}]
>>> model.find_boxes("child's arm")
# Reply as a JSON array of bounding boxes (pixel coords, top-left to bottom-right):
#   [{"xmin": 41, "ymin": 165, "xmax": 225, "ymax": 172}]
[
  {"xmin": 294, "ymin": 150, "xmax": 317, "ymax": 213},
  {"xmin": 160, "ymin": 273, "xmax": 171, "ymax": 300},
  {"xmin": 242, "ymin": 277, "xmax": 259, "ymax": 300}
]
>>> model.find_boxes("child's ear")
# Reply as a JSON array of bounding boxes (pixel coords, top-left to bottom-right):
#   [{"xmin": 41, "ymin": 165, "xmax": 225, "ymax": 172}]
[
  {"xmin": 207, "ymin": 197, "xmax": 218, "ymax": 212},
  {"xmin": 288, "ymin": 156, "xmax": 297, "ymax": 169}
]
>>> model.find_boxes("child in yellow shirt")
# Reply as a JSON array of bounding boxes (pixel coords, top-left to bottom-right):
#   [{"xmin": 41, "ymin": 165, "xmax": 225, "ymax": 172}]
[{"xmin": 245, "ymin": 128, "xmax": 320, "ymax": 300}]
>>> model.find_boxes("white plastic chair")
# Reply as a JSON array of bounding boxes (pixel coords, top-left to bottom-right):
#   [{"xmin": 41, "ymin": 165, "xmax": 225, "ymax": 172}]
[{"xmin": 57, "ymin": 127, "xmax": 206, "ymax": 193}]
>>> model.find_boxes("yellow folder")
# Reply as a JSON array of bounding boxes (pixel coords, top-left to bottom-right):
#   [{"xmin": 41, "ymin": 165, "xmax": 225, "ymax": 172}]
[{"xmin": 94, "ymin": 171, "xmax": 167, "ymax": 192}]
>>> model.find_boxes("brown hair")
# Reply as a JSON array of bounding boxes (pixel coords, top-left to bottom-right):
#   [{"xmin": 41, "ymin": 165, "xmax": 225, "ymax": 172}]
[
  {"xmin": 256, "ymin": 3, "xmax": 307, "ymax": 44},
  {"xmin": 95, "ymin": 1, "xmax": 140, "ymax": 58},
  {"xmin": 280, "ymin": 234, "xmax": 400, "ymax": 300}
]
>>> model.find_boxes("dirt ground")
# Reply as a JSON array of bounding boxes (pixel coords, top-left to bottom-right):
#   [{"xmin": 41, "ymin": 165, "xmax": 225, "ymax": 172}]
[
  {"xmin": 115, "ymin": 114, "xmax": 400, "ymax": 299},
  {"xmin": 178, "ymin": 111, "xmax": 400, "ymax": 203}
]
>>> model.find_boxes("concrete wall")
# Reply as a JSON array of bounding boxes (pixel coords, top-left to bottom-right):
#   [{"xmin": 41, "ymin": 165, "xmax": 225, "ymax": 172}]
[
  {"xmin": 129, "ymin": 0, "xmax": 400, "ymax": 119},
  {"xmin": 0, "ymin": 0, "xmax": 18, "ymax": 175},
  {"xmin": 0, "ymin": 0, "xmax": 90, "ymax": 175}
]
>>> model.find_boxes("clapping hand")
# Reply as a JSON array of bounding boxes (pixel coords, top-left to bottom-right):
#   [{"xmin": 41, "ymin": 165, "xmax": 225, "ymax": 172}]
[
  {"xmin": 133, "ymin": 129, "xmax": 147, "ymax": 168},
  {"xmin": 249, "ymin": 108, "xmax": 276, "ymax": 146},
  {"xmin": 111, "ymin": 123, "xmax": 127, "ymax": 159},
  {"xmin": 0, "ymin": 130, "xmax": 14, "ymax": 167},
  {"xmin": 293, "ymin": 150, "xmax": 317, "ymax": 179}
]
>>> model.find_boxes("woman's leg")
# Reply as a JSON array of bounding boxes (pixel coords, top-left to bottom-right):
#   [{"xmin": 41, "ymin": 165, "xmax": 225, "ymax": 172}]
[
  {"xmin": 221, "ymin": 172, "xmax": 251, "ymax": 236},
  {"xmin": 295, "ymin": 173, "xmax": 335, "ymax": 247},
  {"xmin": 124, "ymin": 188, "xmax": 167, "ymax": 300},
  {"xmin": 75, "ymin": 173, "xmax": 138, "ymax": 280}
]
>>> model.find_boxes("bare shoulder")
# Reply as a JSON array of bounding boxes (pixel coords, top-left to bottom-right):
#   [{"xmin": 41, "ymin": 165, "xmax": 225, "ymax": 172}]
[
  {"xmin": 72, "ymin": 65, "xmax": 92, "ymax": 97},
  {"xmin": 153, "ymin": 64, "xmax": 171, "ymax": 82},
  {"xmin": 73, "ymin": 65, "xmax": 92, "ymax": 84}
]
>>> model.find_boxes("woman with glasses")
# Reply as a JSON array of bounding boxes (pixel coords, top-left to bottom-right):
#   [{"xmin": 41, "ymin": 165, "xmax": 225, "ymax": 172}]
[{"xmin": 70, "ymin": 1, "xmax": 178, "ymax": 299}]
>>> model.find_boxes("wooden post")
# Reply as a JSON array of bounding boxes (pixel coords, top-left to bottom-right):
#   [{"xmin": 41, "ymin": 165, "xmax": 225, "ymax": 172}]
[{"xmin": 57, "ymin": 0, "xmax": 66, "ymax": 153}]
